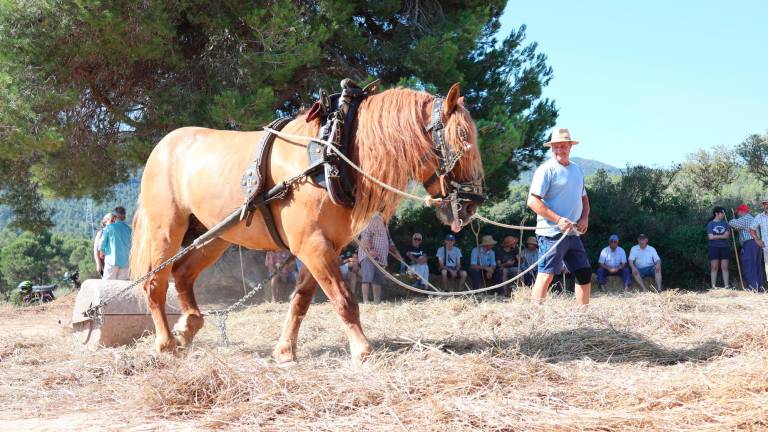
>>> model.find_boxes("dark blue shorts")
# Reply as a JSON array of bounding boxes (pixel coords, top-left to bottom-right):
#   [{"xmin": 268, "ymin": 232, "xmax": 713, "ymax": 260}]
[
  {"xmin": 708, "ymin": 245, "xmax": 731, "ymax": 260},
  {"xmin": 538, "ymin": 234, "xmax": 591, "ymax": 274}
]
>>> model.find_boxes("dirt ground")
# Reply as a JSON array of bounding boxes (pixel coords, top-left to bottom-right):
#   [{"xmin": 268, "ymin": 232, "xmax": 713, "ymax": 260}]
[{"xmin": 1, "ymin": 288, "xmax": 767, "ymax": 431}]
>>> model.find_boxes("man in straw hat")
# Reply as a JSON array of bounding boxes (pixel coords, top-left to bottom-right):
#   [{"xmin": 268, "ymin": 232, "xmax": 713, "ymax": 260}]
[
  {"xmin": 469, "ymin": 234, "xmax": 502, "ymax": 290},
  {"xmin": 730, "ymin": 204, "xmax": 764, "ymax": 291},
  {"xmin": 527, "ymin": 128, "xmax": 593, "ymax": 305},
  {"xmin": 749, "ymin": 198, "xmax": 768, "ymax": 290}
]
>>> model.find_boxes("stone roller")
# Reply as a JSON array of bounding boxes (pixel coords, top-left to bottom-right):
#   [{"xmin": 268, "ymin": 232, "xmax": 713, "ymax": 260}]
[{"xmin": 70, "ymin": 279, "xmax": 182, "ymax": 350}]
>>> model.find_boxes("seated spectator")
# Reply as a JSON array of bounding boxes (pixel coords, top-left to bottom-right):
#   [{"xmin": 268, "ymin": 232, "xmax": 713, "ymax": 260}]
[
  {"xmin": 436, "ymin": 234, "xmax": 467, "ymax": 290},
  {"xmin": 339, "ymin": 251, "xmax": 360, "ymax": 295},
  {"xmin": 597, "ymin": 234, "xmax": 631, "ymax": 292},
  {"xmin": 497, "ymin": 236, "xmax": 520, "ymax": 282},
  {"xmin": 469, "ymin": 235, "xmax": 502, "ymax": 291},
  {"xmin": 628, "ymin": 234, "xmax": 663, "ymax": 291},
  {"xmin": 404, "ymin": 233, "xmax": 429, "ymax": 287},
  {"xmin": 265, "ymin": 250, "xmax": 293, "ymax": 302},
  {"xmin": 519, "ymin": 236, "xmax": 539, "ymax": 286}
]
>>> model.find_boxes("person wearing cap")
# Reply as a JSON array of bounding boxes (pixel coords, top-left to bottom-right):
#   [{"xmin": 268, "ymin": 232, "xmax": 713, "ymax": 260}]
[
  {"xmin": 497, "ymin": 236, "xmax": 520, "ymax": 284},
  {"xmin": 706, "ymin": 207, "xmax": 732, "ymax": 289},
  {"xmin": 404, "ymin": 233, "xmax": 430, "ymax": 288},
  {"xmin": 519, "ymin": 236, "xmax": 540, "ymax": 285},
  {"xmin": 469, "ymin": 235, "xmax": 502, "ymax": 290},
  {"xmin": 98, "ymin": 208, "xmax": 132, "ymax": 280},
  {"xmin": 597, "ymin": 234, "xmax": 631, "ymax": 292},
  {"xmin": 436, "ymin": 234, "xmax": 467, "ymax": 290},
  {"xmin": 628, "ymin": 234, "xmax": 662, "ymax": 291},
  {"xmin": 730, "ymin": 204, "xmax": 764, "ymax": 291},
  {"xmin": 749, "ymin": 198, "xmax": 768, "ymax": 288},
  {"xmin": 527, "ymin": 128, "xmax": 593, "ymax": 305}
]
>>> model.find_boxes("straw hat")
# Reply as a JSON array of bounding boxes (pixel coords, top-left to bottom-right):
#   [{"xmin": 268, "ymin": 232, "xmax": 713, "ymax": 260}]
[
  {"xmin": 526, "ymin": 236, "xmax": 538, "ymax": 246},
  {"xmin": 480, "ymin": 235, "xmax": 497, "ymax": 246},
  {"xmin": 544, "ymin": 128, "xmax": 579, "ymax": 147}
]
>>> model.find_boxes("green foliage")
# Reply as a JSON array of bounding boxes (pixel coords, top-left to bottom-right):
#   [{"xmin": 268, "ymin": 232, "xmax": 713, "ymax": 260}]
[
  {"xmin": 0, "ymin": 0, "xmax": 556, "ymax": 228},
  {"xmin": 736, "ymin": 132, "xmax": 768, "ymax": 185},
  {"xmin": 678, "ymin": 146, "xmax": 738, "ymax": 197},
  {"xmin": 0, "ymin": 230, "xmax": 91, "ymax": 291}
]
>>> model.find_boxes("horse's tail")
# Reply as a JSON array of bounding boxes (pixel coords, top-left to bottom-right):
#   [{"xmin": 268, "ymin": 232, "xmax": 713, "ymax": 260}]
[{"xmin": 129, "ymin": 200, "xmax": 152, "ymax": 292}]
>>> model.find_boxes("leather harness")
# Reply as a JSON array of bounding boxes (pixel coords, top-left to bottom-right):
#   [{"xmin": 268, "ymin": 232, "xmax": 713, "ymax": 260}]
[{"xmin": 239, "ymin": 79, "xmax": 485, "ymax": 250}]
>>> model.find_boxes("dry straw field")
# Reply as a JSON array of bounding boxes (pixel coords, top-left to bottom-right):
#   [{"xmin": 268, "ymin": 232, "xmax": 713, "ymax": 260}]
[{"xmin": 1, "ymin": 288, "xmax": 767, "ymax": 431}]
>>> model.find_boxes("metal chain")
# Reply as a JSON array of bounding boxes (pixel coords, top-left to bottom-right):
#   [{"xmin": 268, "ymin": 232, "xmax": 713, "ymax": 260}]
[{"xmin": 208, "ymin": 255, "xmax": 296, "ymax": 347}]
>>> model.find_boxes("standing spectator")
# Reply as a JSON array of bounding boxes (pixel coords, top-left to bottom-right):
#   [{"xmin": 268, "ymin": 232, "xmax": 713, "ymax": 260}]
[
  {"xmin": 730, "ymin": 204, "xmax": 764, "ymax": 291},
  {"xmin": 469, "ymin": 235, "xmax": 502, "ymax": 290},
  {"xmin": 749, "ymin": 198, "xmax": 768, "ymax": 288},
  {"xmin": 358, "ymin": 213, "xmax": 402, "ymax": 304},
  {"xmin": 628, "ymin": 234, "xmax": 663, "ymax": 291},
  {"xmin": 497, "ymin": 236, "xmax": 520, "ymax": 282},
  {"xmin": 707, "ymin": 206, "xmax": 731, "ymax": 289},
  {"xmin": 597, "ymin": 234, "xmax": 631, "ymax": 292},
  {"xmin": 339, "ymin": 251, "xmax": 360, "ymax": 295},
  {"xmin": 265, "ymin": 250, "xmax": 293, "ymax": 302},
  {"xmin": 527, "ymin": 128, "xmax": 592, "ymax": 305},
  {"xmin": 404, "ymin": 233, "xmax": 430, "ymax": 288},
  {"xmin": 436, "ymin": 234, "xmax": 467, "ymax": 290},
  {"xmin": 519, "ymin": 236, "xmax": 540, "ymax": 286},
  {"xmin": 93, "ymin": 212, "xmax": 114, "ymax": 276},
  {"xmin": 99, "ymin": 208, "xmax": 132, "ymax": 280}
]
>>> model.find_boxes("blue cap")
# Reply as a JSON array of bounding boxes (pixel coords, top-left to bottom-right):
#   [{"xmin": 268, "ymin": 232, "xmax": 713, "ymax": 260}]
[
  {"xmin": 444, "ymin": 234, "xmax": 457, "ymax": 241},
  {"xmin": 609, "ymin": 234, "xmax": 619, "ymax": 241}
]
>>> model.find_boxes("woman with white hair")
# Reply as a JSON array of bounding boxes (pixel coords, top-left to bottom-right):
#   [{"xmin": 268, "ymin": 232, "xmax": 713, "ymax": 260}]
[{"xmin": 93, "ymin": 212, "xmax": 114, "ymax": 276}]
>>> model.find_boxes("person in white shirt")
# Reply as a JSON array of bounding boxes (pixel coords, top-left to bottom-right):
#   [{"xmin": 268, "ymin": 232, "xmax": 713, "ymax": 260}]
[
  {"xmin": 628, "ymin": 234, "xmax": 662, "ymax": 291},
  {"xmin": 749, "ymin": 198, "xmax": 768, "ymax": 287},
  {"xmin": 597, "ymin": 234, "xmax": 631, "ymax": 292}
]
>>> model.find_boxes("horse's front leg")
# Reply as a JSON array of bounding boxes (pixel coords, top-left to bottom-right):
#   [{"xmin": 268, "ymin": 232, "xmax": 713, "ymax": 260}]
[
  {"xmin": 274, "ymin": 265, "xmax": 318, "ymax": 364},
  {"xmin": 287, "ymin": 239, "xmax": 372, "ymax": 365}
]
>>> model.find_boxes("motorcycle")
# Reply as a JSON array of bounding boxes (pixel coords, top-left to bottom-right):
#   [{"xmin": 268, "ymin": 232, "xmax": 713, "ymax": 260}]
[{"xmin": 17, "ymin": 280, "xmax": 56, "ymax": 306}]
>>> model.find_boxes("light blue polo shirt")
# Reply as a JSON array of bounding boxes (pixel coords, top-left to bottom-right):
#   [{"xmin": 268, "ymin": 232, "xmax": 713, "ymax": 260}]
[
  {"xmin": 99, "ymin": 220, "xmax": 132, "ymax": 268},
  {"xmin": 529, "ymin": 157, "xmax": 586, "ymax": 237}
]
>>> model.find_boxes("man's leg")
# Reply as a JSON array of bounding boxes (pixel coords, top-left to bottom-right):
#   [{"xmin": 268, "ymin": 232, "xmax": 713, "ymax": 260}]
[
  {"xmin": 573, "ymin": 267, "xmax": 592, "ymax": 305},
  {"xmin": 458, "ymin": 270, "xmax": 468, "ymax": 290},
  {"xmin": 102, "ymin": 263, "xmax": 118, "ymax": 280},
  {"xmin": 632, "ymin": 267, "xmax": 647, "ymax": 290},
  {"xmin": 621, "ymin": 267, "xmax": 632, "ymax": 290},
  {"xmin": 654, "ymin": 263, "xmax": 663, "ymax": 291},
  {"xmin": 372, "ymin": 284, "xmax": 382, "ymax": 304},
  {"xmin": 720, "ymin": 258, "xmax": 729, "ymax": 288},
  {"xmin": 596, "ymin": 267, "xmax": 607, "ymax": 290},
  {"xmin": 441, "ymin": 269, "xmax": 449, "ymax": 290},
  {"xmin": 531, "ymin": 272, "xmax": 555, "ymax": 303},
  {"xmin": 710, "ymin": 259, "xmax": 719, "ymax": 288},
  {"xmin": 270, "ymin": 276, "xmax": 279, "ymax": 302},
  {"xmin": 117, "ymin": 266, "xmax": 130, "ymax": 280},
  {"xmin": 468, "ymin": 268, "xmax": 482, "ymax": 289},
  {"xmin": 415, "ymin": 264, "xmax": 429, "ymax": 287},
  {"xmin": 361, "ymin": 283, "xmax": 370, "ymax": 303}
]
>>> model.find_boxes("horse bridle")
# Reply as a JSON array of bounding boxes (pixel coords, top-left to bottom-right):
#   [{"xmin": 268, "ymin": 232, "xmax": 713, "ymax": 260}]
[{"xmin": 423, "ymin": 96, "xmax": 485, "ymax": 225}]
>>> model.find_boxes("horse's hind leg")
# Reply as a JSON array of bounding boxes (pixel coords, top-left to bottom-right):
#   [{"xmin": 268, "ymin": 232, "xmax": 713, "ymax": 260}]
[
  {"xmin": 143, "ymin": 215, "xmax": 189, "ymax": 353},
  {"xmin": 170, "ymin": 238, "xmax": 231, "ymax": 347},
  {"xmin": 274, "ymin": 265, "xmax": 319, "ymax": 364}
]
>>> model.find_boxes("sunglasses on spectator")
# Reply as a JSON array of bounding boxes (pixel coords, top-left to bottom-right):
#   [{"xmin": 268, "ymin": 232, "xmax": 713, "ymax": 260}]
[{"xmin": 413, "ymin": 237, "xmax": 422, "ymax": 241}]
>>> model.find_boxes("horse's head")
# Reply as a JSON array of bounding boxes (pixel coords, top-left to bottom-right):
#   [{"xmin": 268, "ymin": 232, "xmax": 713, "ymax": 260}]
[{"xmin": 420, "ymin": 83, "xmax": 485, "ymax": 232}]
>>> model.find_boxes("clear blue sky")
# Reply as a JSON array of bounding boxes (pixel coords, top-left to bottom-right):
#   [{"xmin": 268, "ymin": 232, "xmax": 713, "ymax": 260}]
[{"xmin": 499, "ymin": 1, "xmax": 768, "ymax": 168}]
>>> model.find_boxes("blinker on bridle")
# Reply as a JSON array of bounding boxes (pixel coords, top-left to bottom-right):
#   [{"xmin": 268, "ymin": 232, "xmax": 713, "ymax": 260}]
[{"xmin": 423, "ymin": 96, "xmax": 485, "ymax": 210}]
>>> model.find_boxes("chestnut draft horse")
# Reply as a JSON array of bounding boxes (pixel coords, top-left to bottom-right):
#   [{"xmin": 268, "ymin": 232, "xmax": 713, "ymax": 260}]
[{"xmin": 129, "ymin": 83, "xmax": 484, "ymax": 364}]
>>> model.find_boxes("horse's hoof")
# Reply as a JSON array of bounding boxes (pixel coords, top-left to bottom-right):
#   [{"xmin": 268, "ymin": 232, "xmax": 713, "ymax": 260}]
[
  {"xmin": 172, "ymin": 314, "xmax": 204, "ymax": 348},
  {"xmin": 351, "ymin": 344, "xmax": 372, "ymax": 366},
  {"xmin": 273, "ymin": 340, "xmax": 297, "ymax": 364},
  {"xmin": 155, "ymin": 337, "xmax": 177, "ymax": 354}
]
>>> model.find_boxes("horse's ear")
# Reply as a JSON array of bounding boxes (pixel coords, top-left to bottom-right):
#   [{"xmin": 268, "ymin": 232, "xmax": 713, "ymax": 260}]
[{"xmin": 443, "ymin": 83, "xmax": 461, "ymax": 117}]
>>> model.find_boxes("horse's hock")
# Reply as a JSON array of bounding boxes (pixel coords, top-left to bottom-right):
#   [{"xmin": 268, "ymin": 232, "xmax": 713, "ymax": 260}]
[{"xmin": 71, "ymin": 279, "xmax": 182, "ymax": 350}]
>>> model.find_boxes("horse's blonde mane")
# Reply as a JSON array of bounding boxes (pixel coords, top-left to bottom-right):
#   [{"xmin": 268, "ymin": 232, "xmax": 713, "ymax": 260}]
[{"xmin": 285, "ymin": 87, "xmax": 483, "ymax": 235}]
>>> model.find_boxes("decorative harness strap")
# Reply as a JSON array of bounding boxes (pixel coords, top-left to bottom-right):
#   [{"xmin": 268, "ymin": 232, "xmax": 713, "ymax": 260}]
[{"xmin": 240, "ymin": 117, "xmax": 293, "ymax": 250}]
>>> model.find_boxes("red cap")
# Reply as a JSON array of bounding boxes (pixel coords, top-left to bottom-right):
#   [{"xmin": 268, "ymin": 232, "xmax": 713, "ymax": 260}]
[{"xmin": 736, "ymin": 204, "xmax": 750, "ymax": 213}]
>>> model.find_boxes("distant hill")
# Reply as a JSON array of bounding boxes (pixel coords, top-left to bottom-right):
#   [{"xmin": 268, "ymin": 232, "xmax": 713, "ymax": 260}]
[{"xmin": 514, "ymin": 157, "xmax": 620, "ymax": 185}]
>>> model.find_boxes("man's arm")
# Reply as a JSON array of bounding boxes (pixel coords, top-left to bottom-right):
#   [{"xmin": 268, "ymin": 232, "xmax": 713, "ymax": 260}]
[
  {"xmin": 576, "ymin": 194, "xmax": 590, "ymax": 234},
  {"xmin": 527, "ymin": 194, "xmax": 574, "ymax": 232},
  {"xmin": 751, "ymin": 228, "xmax": 764, "ymax": 248},
  {"xmin": 470, "ymin": 249, "xmax": 481, "ymax": 270}
]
